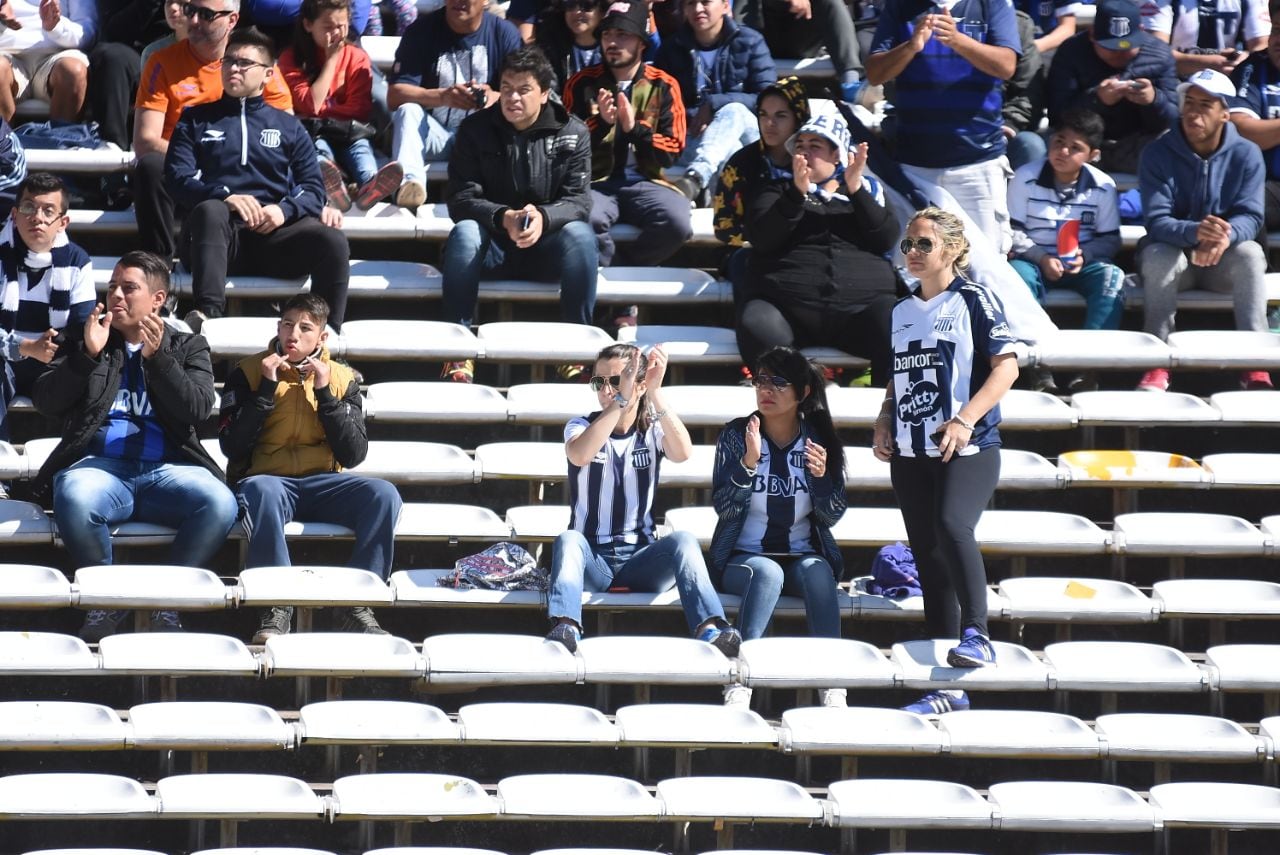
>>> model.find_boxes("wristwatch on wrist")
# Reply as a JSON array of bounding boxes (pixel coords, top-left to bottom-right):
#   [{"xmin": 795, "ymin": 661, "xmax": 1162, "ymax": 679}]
[{"xmin": 613, "ymin": 393, "xmax": 629, "ymax": 409}]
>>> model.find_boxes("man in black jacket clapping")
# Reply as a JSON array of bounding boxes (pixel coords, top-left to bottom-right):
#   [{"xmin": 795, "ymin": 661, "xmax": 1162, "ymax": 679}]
[
  {"xmin": 438, "ymin": 46, "xmax": 597, "ymax": 383},
  {"xmin": 164, "ymin": 26, "xmax": 350, "ymax": 332}
]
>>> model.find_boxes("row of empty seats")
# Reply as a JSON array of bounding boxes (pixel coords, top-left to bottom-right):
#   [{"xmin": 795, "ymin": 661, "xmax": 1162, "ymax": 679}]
[
  {"xmin": 0, "ymin": 632, "xmax": 1269, "ymax": 698},
  {"xmin": 0, "ymin": 770, "xmax": 1273, "ymax": 839},
  {"xmin": 2, "ymin": 699, "xmax": 1278, "ymax": 767}
]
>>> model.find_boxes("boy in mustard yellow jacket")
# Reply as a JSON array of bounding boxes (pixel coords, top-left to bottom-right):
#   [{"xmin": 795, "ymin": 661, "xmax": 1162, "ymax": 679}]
[{"xmin": 219, "ymin": 294, "xmax": 402, "ymax": 643}]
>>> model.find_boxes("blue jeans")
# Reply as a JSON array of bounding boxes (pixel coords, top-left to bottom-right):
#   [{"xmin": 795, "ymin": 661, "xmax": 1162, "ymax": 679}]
[
  {"xmin": 441, "ymin": 218, "xmax": 598, "ymax": 327},
  {"xmin": 677, "ymin": 102, "xmax": 759, "ymax": 188},
  {"xmin": 717, "ymin": 552, "xmax": 842, "ymax": 640},
  {"xmin": 391, "ymin": 102, "xmax": 454, "ymax": 185},
  {"xmin": 1007, "ymin": 130, "xmax": 1047, "ymax": 172},
  {"xmin": 547, "ymin": 530, "xmax": 727, "ymax": 635},
  {"xmin": 315, "ymin": 136, "xmax": 379, "ymax": 186},
  {"xmin": 238, "ymin": 472, "xmax": 403, "ymax": 579},
  {"xmin": 1010, "ymin": 258, "xmax": 1125, "ymax": 330},
  {"xmin": 53, "ymin": 456, "xmax": 239, "ymax": 568}
]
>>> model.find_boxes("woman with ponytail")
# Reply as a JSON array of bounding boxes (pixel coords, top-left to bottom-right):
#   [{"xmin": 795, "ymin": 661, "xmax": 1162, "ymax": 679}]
[{"xmin": 710, "ymin": 346, "xmax": 848, "ymax": 708}]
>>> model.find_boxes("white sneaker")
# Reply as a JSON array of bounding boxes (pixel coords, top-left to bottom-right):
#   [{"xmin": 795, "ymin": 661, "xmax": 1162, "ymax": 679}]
[
  {"xmin": 819, "ymin": 688, "xmax": 847, "ymax": 708},
  {"xmin": 723, "ymin": 685, "xmax": 753, "ymax": 707}
]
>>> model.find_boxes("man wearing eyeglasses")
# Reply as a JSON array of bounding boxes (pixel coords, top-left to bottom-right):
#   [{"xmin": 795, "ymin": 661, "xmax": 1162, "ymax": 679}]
[
  {"xmin": 0, "ymin": 0, "xmax": 97, "ymax": 123},
  {"xmin": 0, "ymin": 172, "xmax": 93, "ymax": 444},
  {"xmin": 164, "ymin": 26, "xmax": 350, "ymax": 333},
  {"xmin": 132, "ymin": 0, "xmax": 294, "ymax": 264}
]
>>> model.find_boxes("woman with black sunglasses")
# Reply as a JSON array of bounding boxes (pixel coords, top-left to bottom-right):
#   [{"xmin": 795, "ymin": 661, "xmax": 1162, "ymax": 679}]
[
  {"xmin": 710, "ymin": 346, "xmax": 848, "ymax": 708},
  {"xmin": 874, "ymin": 207, "xmax": 1020, "ymax": 716},
  {"xmin": 544, "ymin": 343, "xmax": 742, "ymax": 657}
]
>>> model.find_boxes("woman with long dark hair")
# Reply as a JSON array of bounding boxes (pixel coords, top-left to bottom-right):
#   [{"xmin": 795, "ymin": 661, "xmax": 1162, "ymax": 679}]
[{"xmin": 710, "ymin": 346, "xmax": 848, "ymax": 708}]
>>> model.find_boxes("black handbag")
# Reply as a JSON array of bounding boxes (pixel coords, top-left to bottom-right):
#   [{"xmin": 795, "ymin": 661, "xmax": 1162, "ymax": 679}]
[{"xmin": 301, "ymin": 117, "xmax": 376, "ymax": 146}]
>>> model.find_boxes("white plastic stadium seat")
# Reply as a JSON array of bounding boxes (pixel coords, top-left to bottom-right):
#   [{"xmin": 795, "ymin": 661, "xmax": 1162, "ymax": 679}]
[
  {"xmin": 98, "ymin": 634, "xmax": 258, "ymax": 677},
  {"xmin": 338, "ymin": 320, "xmax": 477, "ymax": 361},
  {"xmin": 736, "ymin": 638, "xmax": 896, "ymax": 689},
  {"xmin": 1033, "ymin": 330, "xmax": 1171, "ymax": 370},
  {"xmin": 620, "ymin": 325, "xmax": 740, "ymax": 364},
  {"xmin": 459, "ymin": 703, "xmax": 618, "ymax": 746},
  {"xmin": 497, "ymin": 774, "xmax": 662, "ymax": 820},
  {"xmin": 1206, "ymin": 645, "xmax": 1280, "ymax": 692},
  {"xmin": 0, "ymin": 501, "xmax": 56, "ymax": 545},
  {"xmin": 1169, "ymin": 330, "xmax": 1280, "ymax": 370},
  {"xmin": 422, "ymin": 634, "xmax": 578, "ymax": 687},
  {"xmin": 263, "ymin": 634, "xmax": 422, "ymax": 678},
  {"xmin": 0, "ymin": 632, "xmax": 98, "ymax": 674},
  {"xmin": 656, "ymin": 777, "xmax": 823, "ymax": 822},
  {"xmin": 1203, "ymin": 453, "xmax": 1280, "ymax": 487},
  {"xmin": 330, "ymin": 773, "xmax": 498, "ymax": 819},
  {"xmin": 578, "ymin": 636, "xmax": 733, "ymax": 685},
  {"xmin": 1208, "ymin": 390, "xmax": 1280, "ymax": 425},
  {"xmin": 829, "ymin": 508, "xmax": 909, "ymax": 547},
  {"xmin": 997, "ymin": 389, "xmax": 1078, "ymax": 429},
  {"xmin": 239, "ymin": 566, "xmax": 394, "ymax": 608},
  {"xmin": 1071, "ymin": 391, "xmax": 1220, "ymax": 426},
  {"xmin": 478, "ymin": 322, "xmax": 614, "ymax": 363},
  {"xmin": 1043, "ymin": 641, "xmax": 1206, "ymax": 692},
  {"xmin": 987, "ymin": 781, "xmax": 1155, "ymax": 832},
  {"xmin": 1150, "ymin": 782, "xmax": 1280, "ymax": 829},
  {"xmin": 650, "ymin": 385, "xmax": 756, "ymax": 428},
  {"xmin": 997, "ymin": 577, "xmax": 1158, "ymax": 623},
  {"xmin": 347, "ymin": 441, "xmax": 477, "ymax": 484},
  {"xmin": 778, "ymin": 707, "xmax": 943, "ymax": 756},
  {"xmin": 298, "ymin": 700, "xmax": 458, "ymax": 745},
  {"xmin": 0, "ymin": 773, "xmax": 155, "ymax": 817},
  {"xmin": 364, "ymin": 382, "xmax": 509, "ymax": 424},
  {"xmin": 1112, "ymin": 513, "xmax": 1268, "ymax": 556},
  {"xmin": 0, "ymin": 565, "xmax": 73, "ymax": 608},
  {"xmin": 0, "ymin": 701, "xmax": 126, "ymax": 749},
  {"xmin": 616, "ymin": 704, "xmax": 778, "ymax": 749},
  {"xmin": 474, "ymin": 442, "xmax": 565, "ymax": 482},
  {"xmin": 394, "ymin": 503, "xmax": 512, "ymax": 542},
  {"xmin": 389, "ymin": 568, "xmax": 544, "ymax": 609},
  {"xmin": 941, "ymin": 710, "xmax": 1099, "ymax": 758},
  {"xmin": 827, "ymin": 779, "xmax": 993, "ymax": 829},
  {"xmin": 202, "ymin": 317, "xmax": 338, "ymax": 360},
  {"xmin": 1057, "ymin": 450, "xmax": 1207, "ymax": 489},
  {"xmin": 1094, "ymin": 713, "xmax": 1264, "ymax": 762},
  {"xmin": 0, "ymin": 442, "xmax": 22, "ymax": 479},
  {"xmin": 156, "ymin": 774, "xmax": 323, "ymax": 819},
  {"xmin": 74, "ymin": 565, "xmax": 231, "ymax": 610},
  {"xmin": 890, "ymin": 640, "xmax": 1051, "ymax": 691},
  {"xmin": 1153, "ymin": 579, "xmax": 1280, "ymax": 618},
  {"xmin": 506, "ymin": 504, "xmax": 572, "ymax": 541},
  {"xmin": 127, "ymin": 702, "xmax": 293, "ymax": 750},
  {"xmin": 505, "ymin": 383, "xmax": 598, "ymax": 424},
  {"xmin": 975, "ymin": 511, "xmax": 1110, "ymax": 555}
]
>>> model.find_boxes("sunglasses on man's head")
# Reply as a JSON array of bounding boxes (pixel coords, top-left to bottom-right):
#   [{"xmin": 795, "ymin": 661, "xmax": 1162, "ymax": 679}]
[
  {"xmin": 751, "ymin": 374, "xmax": 792, "ymax": 391},
  {"xmin": 183, "ymin": 2, "xmax": 234, "ymax": 22},
  {"xmin": 589, "ymin": 374, "xmax": 625, "ymax": 392},
  {"xmin": 899, "ymin": 237, "xmax": 935, "ymax": 255}
]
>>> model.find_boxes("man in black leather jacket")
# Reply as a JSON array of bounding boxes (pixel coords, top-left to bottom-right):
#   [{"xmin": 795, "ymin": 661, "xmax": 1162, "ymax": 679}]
[{"xmin": 438, "ymin": 45, "xmax": 597, "ymax": 383}]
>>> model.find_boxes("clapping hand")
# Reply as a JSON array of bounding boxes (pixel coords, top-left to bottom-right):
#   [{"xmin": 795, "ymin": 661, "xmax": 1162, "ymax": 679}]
[
  {"xmin": 138, "ymin": 313, "xmax": 164, "ymax": 359},
  {"xmin": 18, "ymin": 328, "xmax": 58, "ymax": 363},
  {"xmin": 84, "ymin": 303, "xmax": 110, "ymax": 358},
  {"xmin": 743, "ymin": 413, "xmax": 761, "ymax": 470},
  {"xmin": 844, "ymin": 141, "xmax": 869, "ymax": 194}
]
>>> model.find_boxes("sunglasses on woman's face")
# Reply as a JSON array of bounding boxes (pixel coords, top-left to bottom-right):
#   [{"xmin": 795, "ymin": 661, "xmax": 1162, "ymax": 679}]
[
  {"xmin": 751, "ymin": 374, "xmax": 792, "ymax": 391},
  {"xmin": 899, "ymin": 237, "xmax": 936, "ymax": 255},
  {"xmin": 589, "ymin": 374, "xmax": 625, "ymax": 392}
]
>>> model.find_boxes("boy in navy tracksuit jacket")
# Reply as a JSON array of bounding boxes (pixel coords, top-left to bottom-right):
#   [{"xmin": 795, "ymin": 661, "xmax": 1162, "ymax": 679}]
[{"xmin": 164, "ymin": 27, "xmax": 351, "ymax": 332}]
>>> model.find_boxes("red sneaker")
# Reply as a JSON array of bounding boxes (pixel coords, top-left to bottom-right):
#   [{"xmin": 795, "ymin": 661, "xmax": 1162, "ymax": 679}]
[
  {"xmin": 1136, "ymin": 368, "xmax": 1170, "ymax": 392},
  {"xmin": 1240, "ymin": 370, "xmax": 1274, "ymax": 390},
  {"xmin": 353, "ymin": 161, "xmax": 404, "ymax": 211},
  {"xmin": 319, "ymin": 158, "xmax": 352, "ymax": 212}
]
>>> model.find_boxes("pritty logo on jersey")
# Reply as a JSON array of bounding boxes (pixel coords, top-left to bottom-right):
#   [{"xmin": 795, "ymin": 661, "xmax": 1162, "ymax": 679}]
[
  {"xmin": 751, "ymin": 473, "xmax": 810, "ymax": 497},
  {"xmin": 898, "ymin": 380, "xmax": 942, "ymax": 425},
  {"xmin": 259, "ymin": 129, "xmax": 282, "ymax": 148},
  {"xmin": 632, "ymin": 447, "xmax": 652, "ymax": 469}
]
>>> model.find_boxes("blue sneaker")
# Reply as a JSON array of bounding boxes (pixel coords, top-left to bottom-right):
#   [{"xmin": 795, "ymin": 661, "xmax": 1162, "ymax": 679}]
[
  {"xmin": 947, "ymin": 630, "xmax": 997, "ymax": 668},
  {"xmin": 546, "ymin": 622, "xmax": 581, "ymax": 653},
  {"xmin": 698, "ymin": 625, "xmax": 742, "ymax": 658},
  {"xmin": 902, "ymin": 690, "xmax": 970, "ymax": 715}
]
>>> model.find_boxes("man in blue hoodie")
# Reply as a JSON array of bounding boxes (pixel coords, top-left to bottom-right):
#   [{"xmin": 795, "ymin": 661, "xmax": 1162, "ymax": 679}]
[
  {"xmin": 655, "ymin": 0, "xmax": 775, "ymax": 202},
  {"xmin": 164, "ymin": 26, "xmax": 351, "ymax": 332},
  {"xmin": 1136, "ymin": 68, "xmax": 1270, "ymax": 392}
]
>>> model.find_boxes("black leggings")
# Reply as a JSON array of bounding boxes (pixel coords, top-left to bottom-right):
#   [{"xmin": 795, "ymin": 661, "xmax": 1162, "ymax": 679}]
[{"xmin": 890, "ymin": 448, "xmax": 1001, "ymax": 639}]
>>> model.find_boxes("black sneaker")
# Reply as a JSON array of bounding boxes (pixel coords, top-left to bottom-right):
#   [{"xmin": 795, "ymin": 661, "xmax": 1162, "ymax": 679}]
[
  {"xmin": 80, "ymin": 609, "xmax": 129, "ymax": 643},
  {"xmin": 546, "ymin": 622, "xmax": 581, "ymax": 653},
  {"xmin": 183, "ymin": 309, "xmax": 207, "ymax": 334},
  {"xmin": 334, "ymin": 606, "xmax": 389, "ymax": 634},
  {"xmin": 149, "ymin": 610, "xmax": 184, "ymax": 632},
  {"xmin": 252, "ymin": 606, "xmax": 294, "ymax": 644},
  {"xmin": 672, "ymin": 173, "xmax": 702, "ymax": 202}
]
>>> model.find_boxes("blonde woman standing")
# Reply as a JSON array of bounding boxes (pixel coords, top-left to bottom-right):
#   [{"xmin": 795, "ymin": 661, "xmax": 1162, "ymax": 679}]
[{"xmin": 873, "ymin": 208, "xmax": 1019, "ymax": 715}]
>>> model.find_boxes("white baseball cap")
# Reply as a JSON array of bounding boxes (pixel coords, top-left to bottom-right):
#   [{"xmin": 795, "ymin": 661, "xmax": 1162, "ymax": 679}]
[{"xmin": 1176, "ymin": 69, "xmax": 1235, "ymax": 110}]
